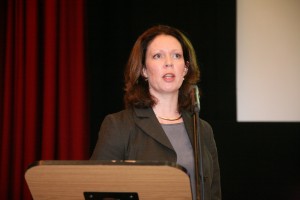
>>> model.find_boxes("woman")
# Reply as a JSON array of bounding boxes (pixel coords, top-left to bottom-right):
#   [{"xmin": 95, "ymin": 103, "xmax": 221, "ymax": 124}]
[{"xmin": 90, "ymin": 24, "xmax": 221, "ymax": 200}]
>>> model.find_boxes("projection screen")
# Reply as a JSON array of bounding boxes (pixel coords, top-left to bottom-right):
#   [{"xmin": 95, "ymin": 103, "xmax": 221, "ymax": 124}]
[{"xmin": 237, "ymin": 0, "xmax": 300, "ymax": 122}]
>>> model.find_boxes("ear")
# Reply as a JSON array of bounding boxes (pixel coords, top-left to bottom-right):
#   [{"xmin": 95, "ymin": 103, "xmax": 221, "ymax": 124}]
[
  {"xmin": 142, "ymin": 67, "xmax": 148, "ymax": 78},
  {"xmin": 184, "ymin": 66, "xmax": 188, "ymax": 75},
  {"xmin": 184, "ymin": 61, "xmax": 189, "ymax": 75}
]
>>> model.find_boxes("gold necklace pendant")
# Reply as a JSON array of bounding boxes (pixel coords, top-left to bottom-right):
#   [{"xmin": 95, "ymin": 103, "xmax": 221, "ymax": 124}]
[{"xmin": 158, "ymin": 114, "xmax": 182, "ymax": 121}]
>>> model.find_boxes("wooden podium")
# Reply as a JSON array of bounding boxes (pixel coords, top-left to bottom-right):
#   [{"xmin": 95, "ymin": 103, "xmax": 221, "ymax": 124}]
[{"xmin": 25, "ymin": 160, "xmax": 192, "ymax": 200}]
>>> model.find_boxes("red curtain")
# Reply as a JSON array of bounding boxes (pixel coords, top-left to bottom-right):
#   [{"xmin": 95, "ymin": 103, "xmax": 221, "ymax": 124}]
[{"xmin": 0, "ymin": 0, "xmax": 90, "ymax": 200}]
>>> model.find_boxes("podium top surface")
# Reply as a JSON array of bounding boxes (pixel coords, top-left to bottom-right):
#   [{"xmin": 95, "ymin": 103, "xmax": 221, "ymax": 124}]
[
  {"xmin": 25, "ymin": 160, "xmax": 192, "ymax": 200},
  {"xmin": 26, "ymin": 160, "xmax": 187, "ymax": 173}
]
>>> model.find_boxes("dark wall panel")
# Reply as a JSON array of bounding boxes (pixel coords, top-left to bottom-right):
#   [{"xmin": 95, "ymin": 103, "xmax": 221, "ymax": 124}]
[{"xmin": 86, "ymin": 1, "xmax": 300, "ymax": 199}]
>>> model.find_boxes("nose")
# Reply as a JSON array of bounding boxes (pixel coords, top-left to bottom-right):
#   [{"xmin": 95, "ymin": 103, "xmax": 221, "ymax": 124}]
[
  {"xmin": 164, "ymin": 56, "xmax": 173, "ymax": 67},
  {"xmin": 165, "ymin": 63, "xmax": 173, "ymax": 67}
]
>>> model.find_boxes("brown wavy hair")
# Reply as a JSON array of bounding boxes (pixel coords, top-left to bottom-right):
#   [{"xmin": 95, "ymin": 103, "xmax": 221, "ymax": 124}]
[{"xmin": 124, "ymin": 24, "xmax": 200, "ymax": 111}]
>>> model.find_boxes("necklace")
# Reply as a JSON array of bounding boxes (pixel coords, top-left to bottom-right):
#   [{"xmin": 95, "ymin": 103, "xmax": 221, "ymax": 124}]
[{"xmin": 158, "ymin": 114, "xmax": 182, "ymax": 121}]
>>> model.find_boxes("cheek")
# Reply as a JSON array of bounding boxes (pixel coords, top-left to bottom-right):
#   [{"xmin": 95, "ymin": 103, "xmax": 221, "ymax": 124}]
[
  {"xmin": 144, "ymin": 62, "xmax": 156, "ymax": 77},
  {"xmin": 146, "ymin": 65, "xmax": 160, "ymax": 77},
  {"xmin": 148, "ymin": 68, "xmax": 160, "ymax": 78}
]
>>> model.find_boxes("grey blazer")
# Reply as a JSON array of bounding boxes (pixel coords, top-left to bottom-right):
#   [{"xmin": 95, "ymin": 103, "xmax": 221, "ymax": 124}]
[{"xmin": 90, "ymin": 107, "xmax": 221, "ymax": 200}]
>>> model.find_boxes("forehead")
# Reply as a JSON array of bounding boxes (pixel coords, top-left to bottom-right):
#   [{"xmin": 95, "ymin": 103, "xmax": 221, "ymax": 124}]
[{"xmin": 147, "ymin": 34, "xmax": 182, "ymax": 51}]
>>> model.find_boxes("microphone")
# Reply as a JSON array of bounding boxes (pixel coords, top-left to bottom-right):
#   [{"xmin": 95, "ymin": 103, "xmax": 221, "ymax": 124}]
[{"xmin": 193, "ymin": 85, "xmax": 200, "ymax": 113}]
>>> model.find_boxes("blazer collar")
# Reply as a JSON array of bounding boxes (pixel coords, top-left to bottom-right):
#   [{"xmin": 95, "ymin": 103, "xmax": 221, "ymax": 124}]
[{"xmin": 133, "ymin": 107, "xmax": 195, "ymax": 150}]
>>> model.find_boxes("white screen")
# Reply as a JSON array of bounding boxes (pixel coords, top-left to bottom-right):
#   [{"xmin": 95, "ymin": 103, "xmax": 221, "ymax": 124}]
[{"xmin": 237, "ymin": 0, "xmax": 300, "ymax": 122}]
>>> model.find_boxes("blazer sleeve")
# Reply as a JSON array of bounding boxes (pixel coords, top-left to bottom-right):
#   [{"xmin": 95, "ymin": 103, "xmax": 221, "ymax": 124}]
[{"xmin": 203, "ymin": 120, "xmax": 222, "ymax": 200}]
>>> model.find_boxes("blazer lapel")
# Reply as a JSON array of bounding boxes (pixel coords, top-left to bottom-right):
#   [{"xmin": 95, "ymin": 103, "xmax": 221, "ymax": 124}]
[
  {"xmin": 133, "ymin": 107, "xmax": 174, "ymax": 150},
  {"xmin": 182, "ymin": 110, "xmax": 195, "ymax": 145},
  {"xmin": 182, "ymin": 110, "xmax": 205, "ymax": 153}
]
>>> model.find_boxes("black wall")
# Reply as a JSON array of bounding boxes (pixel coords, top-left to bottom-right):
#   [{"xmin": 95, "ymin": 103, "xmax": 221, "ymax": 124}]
[{"xmin": 86, "ymin": 1, "xmax": 300, "ymax": 199}]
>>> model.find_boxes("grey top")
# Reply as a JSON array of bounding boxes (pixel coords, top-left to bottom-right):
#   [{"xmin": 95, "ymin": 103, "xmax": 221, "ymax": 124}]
[{"xmin": 161, "ymin": 122, "xmax": 196, "ymax": 200}]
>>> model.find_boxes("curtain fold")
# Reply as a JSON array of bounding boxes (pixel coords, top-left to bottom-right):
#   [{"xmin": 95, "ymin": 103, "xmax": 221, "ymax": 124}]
[{"xmin": 0, "ymin": 0, "xmax": 89, "ymax": 199}]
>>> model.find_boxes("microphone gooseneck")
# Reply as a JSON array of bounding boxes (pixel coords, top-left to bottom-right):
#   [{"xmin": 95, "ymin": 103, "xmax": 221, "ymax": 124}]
[{"xmin": 192, "ymin": 85, "xmax": 205, "ymax": 200}]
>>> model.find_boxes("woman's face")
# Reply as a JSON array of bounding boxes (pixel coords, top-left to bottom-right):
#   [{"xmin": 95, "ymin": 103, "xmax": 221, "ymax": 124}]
[{"xmin": 143, "ymin": 34, "xmax": 188, "ymax": 96}]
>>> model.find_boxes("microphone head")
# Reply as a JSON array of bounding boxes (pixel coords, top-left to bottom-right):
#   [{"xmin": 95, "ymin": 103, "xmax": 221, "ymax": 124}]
[{"xmin": 192, "ymin": 85, "xmax": 200, "ymax": 113}]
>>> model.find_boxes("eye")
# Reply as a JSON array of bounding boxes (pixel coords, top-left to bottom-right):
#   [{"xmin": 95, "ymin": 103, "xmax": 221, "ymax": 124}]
[
  {"xmin": 153, "ymin": 53, "xmax": 162, "ymax": 59},
  {"xmin": 173, "ymin": 53, "xmax": 182, "ymax": 59}
]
